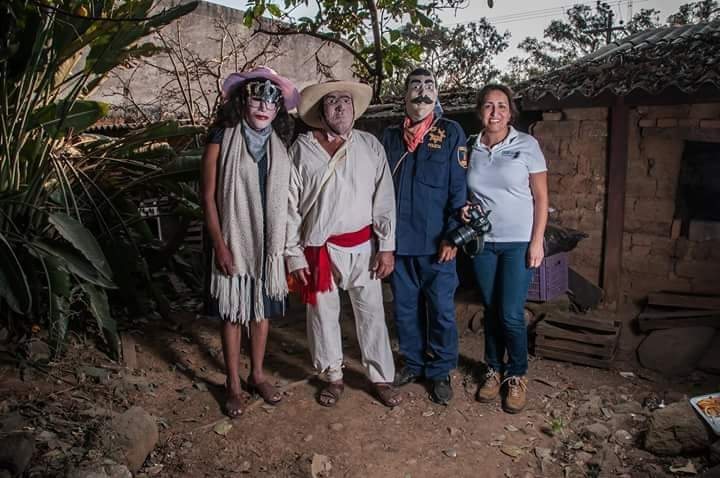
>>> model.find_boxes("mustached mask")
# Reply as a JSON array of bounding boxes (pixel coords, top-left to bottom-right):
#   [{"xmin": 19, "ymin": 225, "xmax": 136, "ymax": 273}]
[
  {"xmin": 245, "ymin": 79, "xmax": 282, "ymax": 105},
  {"xmin": 404, "ymin": 70, "xmax": 438, "ymax": 122}
]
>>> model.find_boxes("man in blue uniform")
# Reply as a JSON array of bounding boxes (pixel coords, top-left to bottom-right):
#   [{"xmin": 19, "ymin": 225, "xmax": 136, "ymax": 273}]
[{"xmin": 382, "ymin": 68, "xmax": 467, "ymax": 405}]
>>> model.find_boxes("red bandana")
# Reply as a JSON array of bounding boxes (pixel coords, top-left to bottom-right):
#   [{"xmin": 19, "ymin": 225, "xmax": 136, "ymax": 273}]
[{"xmin": 403, "ymin": 113, "xmax": 435, "ymax": 152}]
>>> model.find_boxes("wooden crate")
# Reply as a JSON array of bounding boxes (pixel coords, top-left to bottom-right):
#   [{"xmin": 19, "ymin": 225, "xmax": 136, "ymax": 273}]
[{"xmin": 534, "ymin": 313, "xmax": 620, "ymax": 369}]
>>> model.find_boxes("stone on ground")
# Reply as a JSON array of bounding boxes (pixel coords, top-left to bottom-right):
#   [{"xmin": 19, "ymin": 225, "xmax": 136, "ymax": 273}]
[
  {"xmin": 102, "ymin": 407, "xmax": 158, "ymax": 472},
  {"xmin": 710, "ymin": 440, "xmax": 720, "ymax": 466},
  {"xmin": 699, "ymin": 464, "xmax": 720, "ymax": 478},
  {"xmin": 643, "ymin": 401, "xmax": 713, "ymax": 456},
  {"xmin": 697, "ymin": 332, "xmax": 720, "ymax": 374},
  {"xmin": 68, "ymin": 462, "xmax": 132, "ymax": 478},
  {"xmin": 638, "ymin": 327, "xmax": 715, "ymax": 376},
  {"xmin": 583, "ymin": 422, "xmax": 611, "ymax": 441},
  {"xmin": 0, "ymin": 432, "xmax": 35, "ymax": 476}
]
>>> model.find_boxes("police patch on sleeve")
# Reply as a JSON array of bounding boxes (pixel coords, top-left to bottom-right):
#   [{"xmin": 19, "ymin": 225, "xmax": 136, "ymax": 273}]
[{"xmin": 457, "ymin": 146, "xmax": 468, "ymax": 169}]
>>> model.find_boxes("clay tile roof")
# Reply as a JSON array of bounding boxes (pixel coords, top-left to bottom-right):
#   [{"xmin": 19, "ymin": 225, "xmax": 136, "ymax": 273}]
[{"xmin": 519, "ymin": 20, "xmax": 720, "ymax": 102}]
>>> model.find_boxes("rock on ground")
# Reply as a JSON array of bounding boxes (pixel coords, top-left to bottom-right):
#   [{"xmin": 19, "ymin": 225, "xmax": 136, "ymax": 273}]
[
  {"xmin": 67, "ymin": 462, "xmax": 132, "ymax": 478},
  {"xmin": 699, "ymin": 464, "xmax": 720, "ymax": 478},
  {"xmin": 612, "ymin": 400, "xmax": 643, "ymax": 415},
  {"xmin": 697, "ymin": 332, "xmax": 720, "ymax": 374},
  {"xmin": 102, "ymin": 407, "xmax": 158, "ymax": 472},
  {"xmin": 588, "ymin": 444, "xmax": 621, "ymax": 477},
  {"xmin": 583, "ymin": 423, "xmax": 611, "ymax": 441},
  {"xmin": 644, "ymin": 402, "xmax": 713, "ymax": 456},
  {"xmin": 638, "ymin": 327, "xmax": 715, "ymax": 376},
  {"xmin": 711, "ymin": 440, "xmax": 720, "ymax": 466},
  {"xmin": 0, "ymin": 432, "xmax": 35, "ymax": 476}
]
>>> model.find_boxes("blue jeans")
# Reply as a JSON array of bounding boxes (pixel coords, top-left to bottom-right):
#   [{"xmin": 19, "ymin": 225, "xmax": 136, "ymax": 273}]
[
  {"xmin": 471, "ymin": 242, "xmax": 533, "ymax": 377},
  {"xmin": 391, "ymin": 255, "xmax": 459, "ymax": 380}
]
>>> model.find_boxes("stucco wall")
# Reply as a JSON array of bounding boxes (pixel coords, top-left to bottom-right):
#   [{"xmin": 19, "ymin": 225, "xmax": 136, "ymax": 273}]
[{"xmin": 92, "ymin": 1, "xmax": 355, "ymax": 119}]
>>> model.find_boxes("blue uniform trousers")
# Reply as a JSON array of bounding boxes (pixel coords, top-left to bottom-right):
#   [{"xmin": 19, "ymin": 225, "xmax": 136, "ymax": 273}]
[{"xmin": 391, "ymin": 255, "xmax": 459, "ymax": 380}]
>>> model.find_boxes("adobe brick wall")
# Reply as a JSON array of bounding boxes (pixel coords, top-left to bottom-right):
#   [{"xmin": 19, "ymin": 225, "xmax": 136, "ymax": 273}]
[
  {"xmin": 623, "ymin": 103, "xmax": 720, "ymax": 300},
  {"xmin": 531, "ymin": 103, "xmax": 720, "ymax": 303},
  {"xmin": 530, "ymin": 108, "xmax": 608, "ymax": 286}
]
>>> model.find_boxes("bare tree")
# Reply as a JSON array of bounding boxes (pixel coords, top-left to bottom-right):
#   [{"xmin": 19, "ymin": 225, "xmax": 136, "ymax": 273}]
[{"xmin": 106, "ymin": 15, "xmax": 284, "ymax": 125}]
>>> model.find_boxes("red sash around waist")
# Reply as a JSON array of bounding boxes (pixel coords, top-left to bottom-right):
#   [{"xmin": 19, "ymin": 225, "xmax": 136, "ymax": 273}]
[{"xmin": 301, "ymin": 225, "xmax": 372, "ymax": 306}]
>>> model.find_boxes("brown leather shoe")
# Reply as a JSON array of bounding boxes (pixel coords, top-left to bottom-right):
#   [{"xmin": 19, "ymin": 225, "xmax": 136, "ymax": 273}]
[
  {"xmin": 476, "ymin": 368, "xmax": 501, "ymax": 402},
  {"xmin": 502, "ymin": 375, "xmax": 528, "ymax": 414}
]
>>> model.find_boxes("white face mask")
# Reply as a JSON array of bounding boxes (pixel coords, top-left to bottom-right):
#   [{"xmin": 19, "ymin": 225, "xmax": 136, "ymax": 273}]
[
  {"xmin": 245, "ymin": 98, "xmax": 278, "ymax": 130},
  {"xmin": 405, "ymin": 74, "xmax": 437, "ymax": 122},
  {"xmin": 322, "ymin": 91, "xmax": 354, "ymax": 136}
]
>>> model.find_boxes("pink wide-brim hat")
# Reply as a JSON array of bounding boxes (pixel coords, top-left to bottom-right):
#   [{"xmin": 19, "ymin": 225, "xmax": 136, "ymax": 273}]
[{"xmin": 222, "ymin": 66, "xmax": 300, "ymax": 110}]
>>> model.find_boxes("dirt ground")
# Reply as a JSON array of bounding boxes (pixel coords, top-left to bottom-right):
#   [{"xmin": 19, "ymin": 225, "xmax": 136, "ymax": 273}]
[{"xmin": 1, "ymin": 287, "xmax": 718, "ymax": 478}]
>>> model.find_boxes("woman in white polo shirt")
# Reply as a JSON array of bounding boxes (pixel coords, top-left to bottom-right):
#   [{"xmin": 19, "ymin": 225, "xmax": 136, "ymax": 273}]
[{"xmin": 464, "ymin": 84, "xmax": 548, "ymax": 414}]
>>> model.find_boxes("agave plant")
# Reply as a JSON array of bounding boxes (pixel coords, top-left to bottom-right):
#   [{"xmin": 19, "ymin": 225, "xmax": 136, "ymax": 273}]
[{"xmin": 0, "ymin": 0, "xmax": 200, "ymax": 359}]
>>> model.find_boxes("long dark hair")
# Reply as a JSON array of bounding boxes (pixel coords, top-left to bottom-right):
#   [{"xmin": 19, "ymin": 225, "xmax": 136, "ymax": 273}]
[
  {"xmin": 212, "ymin": 80, "xmax": 294, "ymax": 147},
  {"xmin": 475, "ymin": 83, "xmax": 520, "ymax": 126}
]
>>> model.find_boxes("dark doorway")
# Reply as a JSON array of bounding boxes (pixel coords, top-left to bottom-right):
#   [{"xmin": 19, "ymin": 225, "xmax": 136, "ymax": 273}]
[{"xmin": 676, "ymin": 141, "xmax": 720, "ymax": 225}]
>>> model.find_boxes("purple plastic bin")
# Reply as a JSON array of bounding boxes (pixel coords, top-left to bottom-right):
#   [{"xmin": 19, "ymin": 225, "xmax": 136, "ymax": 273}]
[{"xmin": 527, "ymin": 252, "xmax": 568, "ymax": 302}]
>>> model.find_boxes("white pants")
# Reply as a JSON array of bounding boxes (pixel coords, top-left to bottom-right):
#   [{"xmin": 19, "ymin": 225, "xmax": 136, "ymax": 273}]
[{"xmin": 306, "ymin": 246, "xmax": 395, "ymax": 383}]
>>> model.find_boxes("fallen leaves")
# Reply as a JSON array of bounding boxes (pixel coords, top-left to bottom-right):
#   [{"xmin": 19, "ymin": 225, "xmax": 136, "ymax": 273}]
[{"xmin": 212, "ymin": 420, "xmax": 232, "ymax": 436}]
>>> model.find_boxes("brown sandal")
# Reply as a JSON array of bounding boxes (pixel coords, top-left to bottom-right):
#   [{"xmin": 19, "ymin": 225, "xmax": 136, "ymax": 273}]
[
  {"xmin": 373, "ymin": 383, "xmax": 403, "ymax": 408},
  {"xmin": 248, "ymin": 378, "xmax": 283, "ymax": 405},
  {"xmin": 225, "ymin": 380, "xmax": 244, "ymax": 418},
  {"xmin": 318, "ymin": 382, "xmax": 344, "ymax": 407}
]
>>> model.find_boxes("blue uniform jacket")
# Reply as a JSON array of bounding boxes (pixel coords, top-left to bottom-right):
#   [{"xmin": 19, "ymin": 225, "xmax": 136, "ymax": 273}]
[{"xmin": 382, "ymin": 117, "xmax": 468, "ymax": 256}]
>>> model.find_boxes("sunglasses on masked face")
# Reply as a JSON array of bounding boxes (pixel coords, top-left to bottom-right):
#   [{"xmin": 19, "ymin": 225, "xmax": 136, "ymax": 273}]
[{"xmin": 245, "ymin": 80, "xmax": 282, "ymax": 110}]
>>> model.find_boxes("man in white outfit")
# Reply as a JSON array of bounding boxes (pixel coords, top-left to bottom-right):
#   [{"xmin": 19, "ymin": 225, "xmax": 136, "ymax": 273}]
[{"xmin": 286, "ymin": 80, "xmax": 402, "ymax": 408}]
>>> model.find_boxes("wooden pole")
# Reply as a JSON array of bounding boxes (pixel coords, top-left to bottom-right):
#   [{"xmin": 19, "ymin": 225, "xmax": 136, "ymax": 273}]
[{"xmin": 601, "ymin": 95, "xmax": 630, "ymax": 308}]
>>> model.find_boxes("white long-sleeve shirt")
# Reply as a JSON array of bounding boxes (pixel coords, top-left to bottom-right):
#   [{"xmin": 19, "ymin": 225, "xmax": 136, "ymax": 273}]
[{"xmin": 285, "ymin": 130, "xmax": 396, "ymax": 272}]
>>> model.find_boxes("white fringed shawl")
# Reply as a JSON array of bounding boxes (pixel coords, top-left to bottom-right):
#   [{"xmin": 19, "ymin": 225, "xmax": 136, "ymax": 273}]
[{"xmin": 210, "ymin": 126, "xmax": 290, "ymax": 324}]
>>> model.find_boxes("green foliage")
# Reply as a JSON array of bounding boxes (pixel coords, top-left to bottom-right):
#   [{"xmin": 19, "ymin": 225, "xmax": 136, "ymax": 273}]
[
  {"xmin": 667, "ymin": 0, "xmax": 720, "ymax": 24},
  {"xmin": 388, "ymin": 18, "xmax": 510, "ymax": 94},
  {"xmin": 504, "ymin": 1, "xmax": 718, "ymax": 85},
  {"xmin": 0, "ymin": 0, "xmax": 200, "ymax": 359},
  {"xmin": 504, "ymin": 4, "xmax": 663, "ymax": 83}
]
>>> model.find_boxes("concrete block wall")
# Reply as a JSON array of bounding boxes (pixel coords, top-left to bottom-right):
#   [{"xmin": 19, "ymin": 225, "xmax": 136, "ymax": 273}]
[{"xmin": 531, "ymin": 103, "xmax": 720, "ymax": 303}]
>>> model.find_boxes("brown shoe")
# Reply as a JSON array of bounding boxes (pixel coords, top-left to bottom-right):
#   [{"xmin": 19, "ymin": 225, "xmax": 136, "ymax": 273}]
[
  {"xmin": 502, "ymin": 375, "xmax": 528, "ymax": 414},
  {"xmin": 476, "ymin": 368, "xmax": 501, "ymax": 402}
]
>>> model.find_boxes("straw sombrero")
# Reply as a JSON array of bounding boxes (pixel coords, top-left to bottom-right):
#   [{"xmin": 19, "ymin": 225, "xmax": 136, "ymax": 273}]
[
  {"xmin": 222, "ymin": 66, "xmax": 300, "ymax": 110},
  {"xmin": 298, "ymin": 81, "xmax": 373, "ymax": 128}
]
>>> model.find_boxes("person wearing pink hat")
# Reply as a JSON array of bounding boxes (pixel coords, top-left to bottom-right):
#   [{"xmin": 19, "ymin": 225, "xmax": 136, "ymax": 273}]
[{"xmin": 202, "ymin": 66, "xmax": 299, "ymax": 418}]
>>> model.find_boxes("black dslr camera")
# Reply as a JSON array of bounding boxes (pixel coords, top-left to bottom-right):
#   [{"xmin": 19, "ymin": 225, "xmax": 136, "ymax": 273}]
[{"xmin": 447, "ymin": 206, "xmax": 491, "ymax": 257}]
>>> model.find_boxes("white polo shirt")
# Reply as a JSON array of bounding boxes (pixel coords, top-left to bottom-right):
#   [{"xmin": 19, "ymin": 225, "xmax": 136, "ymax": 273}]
[{"xmin": 466, "ymin": 126, "xmax": 547, "ymax": 243}]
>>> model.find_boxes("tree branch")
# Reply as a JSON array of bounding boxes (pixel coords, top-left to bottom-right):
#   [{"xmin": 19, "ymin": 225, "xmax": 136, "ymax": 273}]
[
  {"xmin": 253, "ymin": 26, "xmax": 374, "ymax": 79},
  {"xmin": 364, "ymin": 0, "xmax": 383, "ymax": 101}
]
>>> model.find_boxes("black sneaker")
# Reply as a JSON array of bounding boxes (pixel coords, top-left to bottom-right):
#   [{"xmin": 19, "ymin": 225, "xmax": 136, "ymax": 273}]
[
  {"xmin": 393, "ymin": 367, "xmax": 421, "ymax": 387},
  {"xmin": 431, "ymin": 376, "xmax": 453, "ymax": 405}
]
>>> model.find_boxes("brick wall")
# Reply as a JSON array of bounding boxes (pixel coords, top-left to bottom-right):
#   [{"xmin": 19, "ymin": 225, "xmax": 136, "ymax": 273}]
[
  {"xmin": 623, "ymin": 104, "xmax": 720, "ymax": 300},
  {"xmin": 531, "ymin": 103, "xmax": 720, "ymax": 303},
  {"xmin": 531, "ymin": 107, "xmax": 608, "ymax": 285}
]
